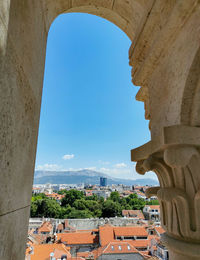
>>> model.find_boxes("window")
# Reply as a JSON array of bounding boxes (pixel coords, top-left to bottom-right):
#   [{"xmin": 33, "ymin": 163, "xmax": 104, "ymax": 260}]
[
  {"xmin": 127, "ymin": 245, "xmax": 131, "ymax": 250},
  {"xmin": 124, "ymin": 236, "xmax": 135, "ymax": 240},
  {"xmin": 136, "ymin": 236, "xmax": 147, "ymax": 240},
  {"xmin": 119, "ymin": 246, "xmax": 122, "ymax": 250},
  {"xmin": 137, "ymin": 247, "xmax": 147, "ymax": 251},
  {"xmin": 111, "ymin": 246, "xmax": 114, "ymax": 251}
]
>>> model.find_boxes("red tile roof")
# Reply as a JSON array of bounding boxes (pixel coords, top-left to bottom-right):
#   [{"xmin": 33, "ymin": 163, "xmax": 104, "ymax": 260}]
[
  {"xmin": 114, "ymin": 226, "xmax": 148, "ymax": 237},
  {"xmin": 99, "ymin": 225, "xmax": 115, "ymax": 246},
  {"xmin": 102, "ymin": 241, "xmax": 138, "ymax": 254},
  {"xmin": 122, "ymin": 210, "xmax": 145, "ymax": 219},
  {"xmin": 28, "ymin": 243, "xmax": 71, "ymax": 260},
  {"xmin": 129, "ymin": 239, "xmax": 149, "ymax": 248},
  {"xmin": 57, "ymin": 231, "xmax": 99, "ymax": 245},
  {"xmin": 99, "ymin": 225, "xmax": 149, "ymax": 248},
  {"xmin": 92, "ymin": 241, "xmax": 143, "ymax": 259},
  {"xmin": 155, "ymin": 226, "xmax": 165, "ymax": 235},
  {"xmin": 148, "ymin": 205, "xmax": 160, "ymax": 210},
  {"xmin": 38, "ymin": 221, "xmax": 53, "ymax": 233},
  {"xmin": 139, "ymin": 251, "xmax": 151, "ymax": 257}
]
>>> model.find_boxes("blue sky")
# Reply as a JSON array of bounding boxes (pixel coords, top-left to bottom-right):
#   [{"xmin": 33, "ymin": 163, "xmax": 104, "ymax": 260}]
[{"xmin": 35, "ymin": 13, "xmax": 155, "ymax": 180}]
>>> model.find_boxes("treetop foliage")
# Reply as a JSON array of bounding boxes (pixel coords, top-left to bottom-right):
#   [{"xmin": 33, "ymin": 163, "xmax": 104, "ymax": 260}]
[{"xmin": 30, "ymin": 190, "xmax": 159, "ymax": 219}]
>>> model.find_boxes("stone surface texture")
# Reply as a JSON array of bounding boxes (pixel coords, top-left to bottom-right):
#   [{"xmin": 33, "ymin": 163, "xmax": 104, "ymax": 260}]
[{"xmin": 0, "ymin": 0, "xmax": 200, "ymax": 259}]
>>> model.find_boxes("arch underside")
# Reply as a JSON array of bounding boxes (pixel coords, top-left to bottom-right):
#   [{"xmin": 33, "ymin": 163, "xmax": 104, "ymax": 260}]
[
  {"xmin": 181, "ymin": 46, "xmax": 200, "ymax": 127},
  {"xmin": 42, "ymin": 0, "xmax": 154, "ymax": 41}
]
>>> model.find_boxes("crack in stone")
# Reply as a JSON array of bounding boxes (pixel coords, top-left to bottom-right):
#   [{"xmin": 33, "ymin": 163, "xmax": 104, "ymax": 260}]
[{"xmin": 0, "ymin": 204, "xmax": 30, "ymax": 217}]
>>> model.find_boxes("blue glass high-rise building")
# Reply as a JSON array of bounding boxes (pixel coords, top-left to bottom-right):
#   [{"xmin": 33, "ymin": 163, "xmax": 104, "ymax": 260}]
[{"xmin": 100, "ymin": 177, "xmax": 107, "ymax": 187}]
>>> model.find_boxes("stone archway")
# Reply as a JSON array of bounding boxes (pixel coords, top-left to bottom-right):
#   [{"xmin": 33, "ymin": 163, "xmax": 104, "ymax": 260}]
[
  {"xmin": 1, "ymin": 1, "xmax": 200, "ymax": 259},
  {"xmin": 0, "ymin": 1, "xmax": 153, "ymax": 259}
]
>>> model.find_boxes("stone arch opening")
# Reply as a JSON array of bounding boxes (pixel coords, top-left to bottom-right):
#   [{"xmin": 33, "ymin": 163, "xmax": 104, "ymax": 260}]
[
  {"xmin": 0, "ymin": 1, "xmax": 159, "ymax": 259},
  {"xmin": 35, "ymin": 11, "xmax": 152, "ymax": 188}
]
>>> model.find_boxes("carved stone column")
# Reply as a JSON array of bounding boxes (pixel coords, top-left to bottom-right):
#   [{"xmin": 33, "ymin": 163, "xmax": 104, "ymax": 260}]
[{"xmin": 132, "ymin": 125, "xmax": 200, "ymax": 259}]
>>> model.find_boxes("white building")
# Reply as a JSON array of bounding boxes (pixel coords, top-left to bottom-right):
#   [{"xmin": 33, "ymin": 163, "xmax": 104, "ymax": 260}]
[{"xmin": 143, "ymin": 205, "xmax": 160, "ymax": 221}]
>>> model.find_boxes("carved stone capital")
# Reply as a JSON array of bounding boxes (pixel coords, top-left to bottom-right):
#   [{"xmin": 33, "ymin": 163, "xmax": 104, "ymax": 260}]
[{"xmin": 131, "ymin": 125, "xmax": 200, "ymax": 244}]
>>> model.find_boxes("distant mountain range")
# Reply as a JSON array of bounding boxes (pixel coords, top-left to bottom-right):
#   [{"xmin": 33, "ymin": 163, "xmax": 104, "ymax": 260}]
[{"xmin": 34, "ymin": 169, "xmax": 158, "ymax": 186}]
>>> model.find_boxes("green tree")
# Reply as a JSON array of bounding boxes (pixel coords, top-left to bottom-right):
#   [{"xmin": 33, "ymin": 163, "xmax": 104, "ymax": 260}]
[
  {"xmin": 61, "ymin": 189, "xmax": 84, "ymax": 207},
  {"xmin": 146, "ymin": 200, "xmax": 159, "ymax": 205},
  {"xmin": 67, "ymin": 208, "xmax": 93, "ymax": 219},
  {"xmin": 102, "ymin": 200, "xmax": 122, "ymax": 218},
  {"xmin": 98, "ymin": 196, "xmax": 105, "ymax": 204},
  {"xmin": 124, "ymin": 204, "xmax": 132, "ymax": 210},
  {"xmin": 30, "ymin": 201, "xmax": 38, "ymax": 217},
  {"xmin": 120, "ymin": 198, "xmax": 127, "ymax": 207},
  {"xmin": 41, "ymin": 199, "xmax": 62, "ymax": 218},
  {"xmin": 73, "ymin": 199, "xmax": 87, "ymax": 210},
  {"xmin": 94, "ymin": 209, "xmax": 102, "ymax": 218},
  {"xmin": 85, "ymin": 200, "xmax": 100, "ymax": 212},
  {"xmin": 129, "ymin": 198, "xmax": 145, "ymax": 210},
  {"xmin": 57, "ymin": 190, "xmax": 67, "ymax": 195},
  {"xmin": 109, "ymin": 191, "xmax": 121, "ymax": 202},
  {"xmin": 31, "ymin": 193, "xmax": 46, "ymax": 202},
  {"xmin": 30, "ymin": 198, "xmax": 62, "ymax": 218},
  {"xmin": 85, "ymin": 194, "xmax": 98, "ymax": 201}
]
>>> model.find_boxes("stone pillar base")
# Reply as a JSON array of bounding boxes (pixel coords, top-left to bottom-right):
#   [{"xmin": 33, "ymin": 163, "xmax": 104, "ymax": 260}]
[{"xmin": 162, "ymin": 233, "xmax": 200, "ymax": 260}]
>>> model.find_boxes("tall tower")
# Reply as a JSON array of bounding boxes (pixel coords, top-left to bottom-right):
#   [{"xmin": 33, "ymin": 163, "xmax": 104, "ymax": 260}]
[{"xmin": 100, "ymin": 177, "xmax": 107, "ymax": 187}]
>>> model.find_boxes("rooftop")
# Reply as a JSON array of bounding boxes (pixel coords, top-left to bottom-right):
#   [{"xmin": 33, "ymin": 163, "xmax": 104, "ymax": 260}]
[{"xmin": 57, "ymin": 231, "xmax": 99, "ymax": 245}]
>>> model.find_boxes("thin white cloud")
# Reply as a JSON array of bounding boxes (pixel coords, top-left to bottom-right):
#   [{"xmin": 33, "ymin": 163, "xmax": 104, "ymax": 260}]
[
  {"xmin": 62, "ymin": 154, "xmax": 74, "ymax": 160},
  {"xmin": 114, "ymin": 163, "xmax": 127, "ymax": 168},
  {"xmin": 36, "ymin": 164, "xmax": 63, "ymax": 171}
]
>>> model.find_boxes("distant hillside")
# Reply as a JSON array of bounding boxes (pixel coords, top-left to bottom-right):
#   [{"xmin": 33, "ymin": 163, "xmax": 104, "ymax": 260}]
[{"xmin": 34, "ymin": 169, "xmax": 158, "ymax": 186}]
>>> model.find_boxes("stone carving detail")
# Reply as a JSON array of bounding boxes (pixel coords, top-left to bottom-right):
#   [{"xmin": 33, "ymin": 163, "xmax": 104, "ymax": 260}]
[{"xmin": 136, "ymin": 145, "xmax": 200, "ymax": 243}]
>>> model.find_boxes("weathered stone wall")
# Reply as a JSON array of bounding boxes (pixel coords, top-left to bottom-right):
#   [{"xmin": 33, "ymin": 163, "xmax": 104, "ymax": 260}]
[
  {"xmin": 67, "ymin": 217, "xmax": 139, "ymax": 230},
  {"xmin": 33, "ymin": 217, "xmax": 140, "ymax": 230}
]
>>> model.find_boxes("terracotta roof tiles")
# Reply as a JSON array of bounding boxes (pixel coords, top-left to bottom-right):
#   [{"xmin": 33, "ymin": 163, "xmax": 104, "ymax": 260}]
[
  {"xmin": 114, "ymin": 226, "xmax": 148, "ymax": 237},
  {"xmin": 38, "ymin": 221, "xmax": 53, "ymax": 233},
  {"xmin": 29, "ymin": 243, "xmax": 70, "ymax": 260},
  {"xmin": 57, "ymin": 232, "xmax": 99, "ymax": 245},
  {"xmin": 99, "ymin": 225, "xmax": 115, "ymax": 247},
  {"xmin": 155, "ymin": 226, "xmax": 165, "ymax": 235}
]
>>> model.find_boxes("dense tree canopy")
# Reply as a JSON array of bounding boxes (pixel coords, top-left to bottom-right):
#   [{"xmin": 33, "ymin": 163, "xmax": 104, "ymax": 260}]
[
  {"xmin": 30, "ymin": 190, "xmax": 159, "ymax": 219},
  {"xmin": 61, "ymin": 190, "xmax": 84, "ymax": 207}
]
